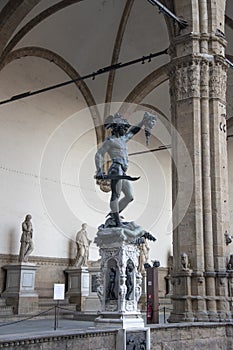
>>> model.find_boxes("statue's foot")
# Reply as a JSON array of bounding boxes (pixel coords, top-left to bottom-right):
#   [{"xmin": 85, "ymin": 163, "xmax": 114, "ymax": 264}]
[
  {"xmin": 106, "ymin": 212, "xmax": 125, "ymax": 220},
  {"xmin": 110, "ymin": 212, "xmax": 124, "ymax": 227},
  {"xmin": 115, "ymin": 221, "xmax": 125, "ymax": 228}
]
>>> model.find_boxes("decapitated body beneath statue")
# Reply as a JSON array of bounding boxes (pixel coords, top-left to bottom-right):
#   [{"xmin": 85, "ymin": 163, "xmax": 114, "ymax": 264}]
[{"xmin": 95, "ymin": 220, "xmax": 156, "ymax": 246}]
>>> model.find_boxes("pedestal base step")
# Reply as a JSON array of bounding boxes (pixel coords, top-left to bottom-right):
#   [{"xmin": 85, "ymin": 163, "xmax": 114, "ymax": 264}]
[{"xmin": 95, "ymin": 312, "xmax": 145, "ymax": 329}]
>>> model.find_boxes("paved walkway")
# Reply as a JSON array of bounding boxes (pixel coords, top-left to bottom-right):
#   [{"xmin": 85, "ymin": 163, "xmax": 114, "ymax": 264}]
[
  {"xmin": 0, "ymin": 318, "xmax": 95, "ymax": 341},
  {"xmin": 0, "ymin": 311, "xmax": 170, "ymax": 342}
]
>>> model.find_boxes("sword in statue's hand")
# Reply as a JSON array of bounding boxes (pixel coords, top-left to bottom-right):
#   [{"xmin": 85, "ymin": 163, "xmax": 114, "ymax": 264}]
[{"xmin": 94, "ymin": 174, "xmax": 140, "ymax": 181}]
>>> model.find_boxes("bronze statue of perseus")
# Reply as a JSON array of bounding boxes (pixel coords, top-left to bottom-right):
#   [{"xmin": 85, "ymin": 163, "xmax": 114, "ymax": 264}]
[{"xmin": 95, "ymin": 112, "xmax": 157, "ymax": 227}]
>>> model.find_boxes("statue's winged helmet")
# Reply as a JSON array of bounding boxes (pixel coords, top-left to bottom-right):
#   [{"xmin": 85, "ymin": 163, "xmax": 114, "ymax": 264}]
[{"xmin": 104, "ymin": 113, "xmax": 131, "ymax": 130}]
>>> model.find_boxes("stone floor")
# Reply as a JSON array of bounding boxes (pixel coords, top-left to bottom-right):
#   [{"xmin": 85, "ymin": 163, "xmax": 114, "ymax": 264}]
[
  {"xmin": 0, "ymin": 315, "xmax": 169, "ymax": 340},
  {"xmin": 0, "ymin": 318, "xmax": 95, "ymax": 341},
  {"xmin": 0, "ymin": 309, "xmax": 170, "ymax": 343}
]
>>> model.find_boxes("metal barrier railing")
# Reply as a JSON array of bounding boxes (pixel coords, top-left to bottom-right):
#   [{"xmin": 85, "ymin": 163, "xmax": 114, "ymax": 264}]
[{"xmin": 0, "ymin": 304, "xmax": 174, "ymax": 331}]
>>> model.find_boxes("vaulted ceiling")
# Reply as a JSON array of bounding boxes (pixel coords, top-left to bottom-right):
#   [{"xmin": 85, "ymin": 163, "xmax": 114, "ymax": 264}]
[{"xmin": 1, "ymin": 0, "xmax": 233, "ymax": 137}]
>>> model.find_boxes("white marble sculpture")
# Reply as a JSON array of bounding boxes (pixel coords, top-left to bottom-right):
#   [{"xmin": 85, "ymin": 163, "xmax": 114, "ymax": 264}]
[
  {"xmin": 74, "ymin": 223, "xmax": 91, "ymax": 267},
  {"xmin": 18, "ymin": 214, "xmax": 34, "ymax": 263}
]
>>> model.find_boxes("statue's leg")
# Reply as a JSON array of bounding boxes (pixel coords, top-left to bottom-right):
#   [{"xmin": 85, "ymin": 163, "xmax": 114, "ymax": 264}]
[
  {"xmin": 110, "ymin": 179, "xmax": 121, "ymax": 212},
  {"xmin": 118, "ymin": 180, "xmax": 134, "ymax": 213},
  {"xmin": 24, "ymin": 241, "xmax": 34, "ymax": 261},
  {"xmin": 27, "ymin": 241, "xmax": 34, "ymax": 256},
  {"xmin": 75, "ymin": 246, "xmax": 85, "ymax": 266},
  {"xmin": 23, "ymin": 243, "xmax": 30, "ymax": 262},
  {"xmin": 110, "ymin": 179, "xmax": 122, "ymax": 226},
  {"xmin": 19, "ymin": 242, "xmax": 26, "ymax": 262}
]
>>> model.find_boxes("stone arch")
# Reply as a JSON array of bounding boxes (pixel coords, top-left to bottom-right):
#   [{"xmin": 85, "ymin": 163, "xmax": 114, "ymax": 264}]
[
  {"xmin": 0, "ymin": 0, "xmax": 41, "ymax": 53},
  {"xmin": 117, "ymin": 63, "xmax": 169, "ymax": 117},
  {"xmin": 0, "ymin": 0, "xmax": 83, "ymax": 65},
  {"xmin": 103, "ymin": 0, "xmax": 171, "ymax": 122},
  {"xmin": 104, "ymin": 0, "xmax": 134, "ymax": 119},
  {"xmin": 0, "ymin": 0, "xmax": 172, "ymax": 145},
  {"xmin": 3, "ymin": 46, "xmax": 103, "ymax": 144}
]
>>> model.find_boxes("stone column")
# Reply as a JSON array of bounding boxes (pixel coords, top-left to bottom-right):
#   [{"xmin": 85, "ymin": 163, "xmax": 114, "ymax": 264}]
[{"xmin": 168, "ymin": 0, "xmax": 230, "ymax": 322}]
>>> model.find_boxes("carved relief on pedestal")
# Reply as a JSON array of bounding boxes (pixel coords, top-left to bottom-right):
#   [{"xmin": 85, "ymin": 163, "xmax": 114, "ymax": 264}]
[
  {"xmin": 99, "ymin": 247, "xmax": 119, "ymax": 267},
  {"xmin": 96, "ymin": 272, "xmax": 104, "ymax": 303},
  {"xmin": 119, "ymin": 273, "xmax": 127, "ymax": 309},
  {"xmin": 135, "ymin": 272, "xmax": 142, "ymax": 304},
  {"xmin": 125, "ymin": 245, "xmax": 140, "ymax": 267},
  {"xmin": 97, "ymin": 242, "xmax": 142, "ymax": 314}
]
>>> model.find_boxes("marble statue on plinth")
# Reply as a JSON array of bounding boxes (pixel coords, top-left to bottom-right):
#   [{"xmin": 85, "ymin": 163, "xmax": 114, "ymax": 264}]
[
  {"xmin": 74, "ymin": 223, "xmax": 91, "ymax": 267},
  {"xmin": 18, "ymin": 214, "xmax": 34, "ymax": 263}
]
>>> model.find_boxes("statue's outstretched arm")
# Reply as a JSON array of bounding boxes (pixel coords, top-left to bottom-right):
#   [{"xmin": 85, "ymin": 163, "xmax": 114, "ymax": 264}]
[
  {"xmin": 125, "ymin": 112, "xmax": 157, "ymax": 142},
  {"xmin": 124, "ymin": 120, "xmax": 144, "ymax": 141}
]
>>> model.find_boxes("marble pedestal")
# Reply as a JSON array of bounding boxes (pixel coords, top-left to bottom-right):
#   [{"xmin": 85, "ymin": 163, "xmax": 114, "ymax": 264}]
[
  {"xmin": 65, "ymin": 266, "xmax": 89, "ymax": 311},
  {"xmin": 94, "ymin": 223, "xmax": 146, "ymax": 329},
  {"xmin": 2, "ymin": 263, "xmax": 38, "ymax": 314}
]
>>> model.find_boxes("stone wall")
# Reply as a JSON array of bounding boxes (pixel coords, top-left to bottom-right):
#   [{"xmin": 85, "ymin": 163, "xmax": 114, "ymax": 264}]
[
  {"xmin": 0, "ymin": 329, "xmax": 117, "ymax": 350},
  {"xmin": 1, "ymin": 323, "xmax": 233, "ymax": 349},
  {"xmin": 150, "ymin": 323, "xmax": 233, "ymax": 350},
  {"xmin": 0, "ymin": 254, "xmax": 70, "ymax": 299},
  {"xmin": 0, "ymin": 254, "xmax": 169, "ymax": 302}
]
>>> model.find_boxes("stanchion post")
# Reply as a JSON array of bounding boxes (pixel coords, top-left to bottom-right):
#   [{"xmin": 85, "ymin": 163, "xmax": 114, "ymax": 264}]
[
  {"xmin": 56, "ymin": 300, "xmax": 59, "ymax": 329},
  {"xmin": 53, "ymin": 283, "xmax": 65, "ymax": 331},
  {"xmin": 54, "ymin": 305, "xmax": 57, "ymax": 331}
]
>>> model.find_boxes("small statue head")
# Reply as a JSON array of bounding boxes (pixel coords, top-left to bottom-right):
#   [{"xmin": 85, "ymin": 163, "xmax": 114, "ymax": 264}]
[
  {"xmin": 25, "ymin": 214, "xmax": 32, "ymax": 221},
  {"xmin": 144, "ymin": 111, "xmax": 157, "ymax": 129},
  {"xmin": 81, "ymin": 223, "xmax": 87, "ymax": 230},
  {"xmin": 181, "ymin": 252, "xmax": 188, "ymax": 268},
  {"xmin": 225, "ymin": 231, "xmax": 232, "ymax": 245},
  {"xmin": 153, "ymin": 260, "xmax": 160, "ymax": 268}
]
